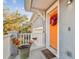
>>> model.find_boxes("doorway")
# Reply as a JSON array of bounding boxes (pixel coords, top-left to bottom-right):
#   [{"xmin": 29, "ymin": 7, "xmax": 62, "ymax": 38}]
[{"xmin": 46, "ymin": 1, "xmax": 59, "ymax": 57}]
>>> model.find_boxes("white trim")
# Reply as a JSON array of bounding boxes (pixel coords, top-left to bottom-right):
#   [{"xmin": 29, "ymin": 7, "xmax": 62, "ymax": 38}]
[
  {"xmin": 46, "ymin": 12, "xmax": 50, "ymax": 48},
  {"xmin": 57, "ymin": 0, "xmax": 59, "ymax": 58},
  {"xmin": 46, "ymin": 1, "xmax": 59, "ymax": 13}
]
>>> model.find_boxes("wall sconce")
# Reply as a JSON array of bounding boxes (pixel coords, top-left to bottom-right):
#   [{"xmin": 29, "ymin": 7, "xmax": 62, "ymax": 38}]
[{"xmin": 67, "ymin": 0, "xmax": 72, "ymax": 5}]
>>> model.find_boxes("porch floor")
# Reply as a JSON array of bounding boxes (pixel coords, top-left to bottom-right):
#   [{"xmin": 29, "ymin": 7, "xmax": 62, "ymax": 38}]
[{"xmin": 15, "ymin": 48, "xmax": 57, "ymax": 59}]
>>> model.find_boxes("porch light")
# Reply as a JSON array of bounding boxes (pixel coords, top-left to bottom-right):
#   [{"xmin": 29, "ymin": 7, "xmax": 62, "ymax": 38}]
[{"xmin": 67, "ymin": 0, "xmax": 72, "ymax": 5}]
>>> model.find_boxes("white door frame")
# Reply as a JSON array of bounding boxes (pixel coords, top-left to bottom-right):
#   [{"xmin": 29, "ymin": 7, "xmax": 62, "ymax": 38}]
[{"xmin": 46, "ymin": 0, "xmax": 59, "ymax": 58}]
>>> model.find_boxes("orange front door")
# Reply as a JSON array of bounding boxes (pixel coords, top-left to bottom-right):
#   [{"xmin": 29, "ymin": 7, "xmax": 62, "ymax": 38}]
[{"xmin": 49, "ymin": 7, "xmax": 58, "ymax": 49}]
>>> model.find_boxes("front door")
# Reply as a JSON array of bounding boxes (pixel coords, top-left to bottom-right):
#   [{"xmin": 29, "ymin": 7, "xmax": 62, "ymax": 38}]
[{"xmin": 49, "ymin": 7, "xmax": 58, "ymax": 49}]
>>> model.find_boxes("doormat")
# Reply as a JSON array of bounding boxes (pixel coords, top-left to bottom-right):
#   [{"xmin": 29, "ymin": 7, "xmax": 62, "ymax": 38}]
[{"xmin": 42, "ymin": 49, "xmax": 56, "ymax": 59}]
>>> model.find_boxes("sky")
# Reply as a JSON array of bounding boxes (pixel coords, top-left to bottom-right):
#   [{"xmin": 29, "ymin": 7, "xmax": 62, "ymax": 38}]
[{"xmin": 3, "ymin": 0, "xmax": 33, "ymax": 20}]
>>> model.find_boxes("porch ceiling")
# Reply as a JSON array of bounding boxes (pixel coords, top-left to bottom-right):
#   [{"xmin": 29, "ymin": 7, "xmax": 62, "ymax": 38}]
[
  {"xmin": 24, "ymin": 0, "xmax": 57, "ymax": 11},
  {"xmin": 31, "ymin": 0, "xmax": 56, "ymax": 11}
]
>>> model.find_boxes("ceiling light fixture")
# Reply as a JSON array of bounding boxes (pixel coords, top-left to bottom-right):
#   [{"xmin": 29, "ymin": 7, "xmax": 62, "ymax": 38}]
[{"xmin": 67, "ymin": 0, "xmax": 72, "ymax": 5}]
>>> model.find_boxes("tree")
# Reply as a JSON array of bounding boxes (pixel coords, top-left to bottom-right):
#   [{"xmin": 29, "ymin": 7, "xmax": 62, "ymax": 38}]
[{"xmin": 3, "ymin": 10, "xmax": 29, "ymax": 35}]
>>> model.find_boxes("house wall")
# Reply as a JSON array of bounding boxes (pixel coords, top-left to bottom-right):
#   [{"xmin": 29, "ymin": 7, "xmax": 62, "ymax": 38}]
[
  {"xmin": 31, "ymin": 16, "xmax": 46, "ymax": 50},
  {"xmin": 32, "ymin": 16, "xmax": 44, "ymax": 28},
  {"xmin": 59, "ymin": 0, "xmax": 75, "ymax": 59}
]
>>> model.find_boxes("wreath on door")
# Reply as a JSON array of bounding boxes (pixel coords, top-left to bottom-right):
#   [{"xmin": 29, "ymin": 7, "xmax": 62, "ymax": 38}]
[{"xmin": 50, "ymin": 14, "xmax": 57, "ymax": 26}]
